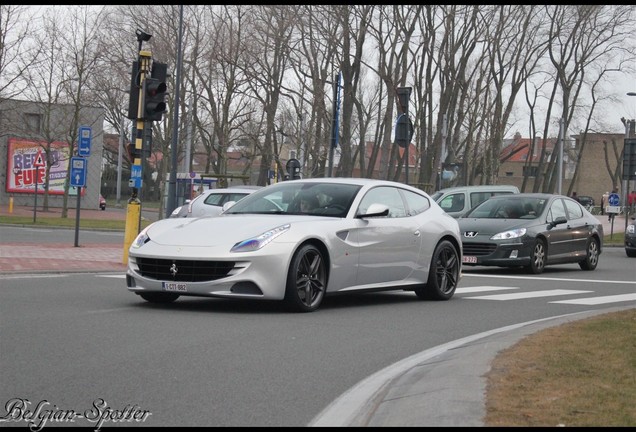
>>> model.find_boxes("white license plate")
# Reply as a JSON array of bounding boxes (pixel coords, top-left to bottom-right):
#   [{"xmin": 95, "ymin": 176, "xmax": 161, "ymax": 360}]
[
  {"xmin": 163, "ymin": 282, "xmax": 188, "ymax": 292},
  {"xmin": 462, "ymin": 255, "xmax": 477, "ymax": 264}
]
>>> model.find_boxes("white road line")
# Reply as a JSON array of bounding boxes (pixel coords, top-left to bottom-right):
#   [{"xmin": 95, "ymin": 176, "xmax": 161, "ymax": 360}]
[
  {"xmin": 463, "ymin": 273, "xmax": 636, "ymax": 285},
  {"xmin": 456, "ymin": 286, "xmax": 518, "ymax": 294},
  {"xmin": 96, "ymin": 274, "xmax": 126, "ymax": 278},
  {"xmin": 464, "ymin": 289, "xmax": 592, "ymax": 300},
  {"xmin": 550, "ymin": 293, "xmax": 636, "ymax": 305}
]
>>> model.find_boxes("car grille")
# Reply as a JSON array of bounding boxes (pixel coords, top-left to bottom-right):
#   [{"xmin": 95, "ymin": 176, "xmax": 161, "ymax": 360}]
[
  {"xmin": 462, "ymin": 242, "xmax": 497, "ymax": 256},
  {"xmin": 136, "ymin": 258, "xmax": 235, "ymax": 282}
]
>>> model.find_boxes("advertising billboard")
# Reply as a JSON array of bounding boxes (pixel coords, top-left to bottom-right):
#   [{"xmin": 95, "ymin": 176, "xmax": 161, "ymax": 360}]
[{"xmin": 6, "ymin": 137, "xmax": 73, "ymax": 195}]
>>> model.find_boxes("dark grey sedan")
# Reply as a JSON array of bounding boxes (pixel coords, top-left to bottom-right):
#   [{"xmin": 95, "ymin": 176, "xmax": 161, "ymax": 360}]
[{"xmin": 458, "ymin": 193, "xmax": 603, "ymax": 274}]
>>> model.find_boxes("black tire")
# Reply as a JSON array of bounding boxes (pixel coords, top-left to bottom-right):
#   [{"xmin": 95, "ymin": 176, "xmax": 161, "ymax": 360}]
[
  {"xmin": 138, "ymin": 292, "xmax": 180, "ymax": 303},
  {"xmin": 284, "ymin": 244, "xmax": 327, "ymax": 312},
  {"xmin": 579, "ymin": 237, "xmax": 600, "ymax": 270},
  {"xmin": 526, "ymin": 238, "xmax": 546, "ymax": 274},
  {"xmin": 415, "ymin": 240, "xmax": 459, "ymax": 300},
  {"xmin": 627, "ymin": 249, "xmax": 636, "ymax": 258}
]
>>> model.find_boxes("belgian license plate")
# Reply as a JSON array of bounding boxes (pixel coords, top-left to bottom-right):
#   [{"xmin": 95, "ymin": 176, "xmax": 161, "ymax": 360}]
[
  {"xmin": 163, "ymin": 282, "xmax": 188, "ymax": 292},
  {"xmin": 462, "ymin": 255, "xmax": 477, "ymax": 264}
]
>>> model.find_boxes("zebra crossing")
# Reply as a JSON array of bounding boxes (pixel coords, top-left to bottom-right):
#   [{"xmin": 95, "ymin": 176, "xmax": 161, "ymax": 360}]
[{"xmin": 458, "ymin": 273, "xmax": 636, "ymax": 305}]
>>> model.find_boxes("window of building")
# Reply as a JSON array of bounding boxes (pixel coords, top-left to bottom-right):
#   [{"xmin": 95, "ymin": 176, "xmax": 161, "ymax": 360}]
[
  {"xmin": 25, "ymin": 113, "xmax": 41, "ymax": 133},
  {"xmin": 522, "ymin": 166, "xmax": 539, "ymax": 177}
]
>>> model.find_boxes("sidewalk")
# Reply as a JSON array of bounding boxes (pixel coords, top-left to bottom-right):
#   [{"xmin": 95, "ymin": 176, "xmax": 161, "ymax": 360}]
[{"xmin": 0, "ymin": 204, "xmax": 141, "ymax": 274}]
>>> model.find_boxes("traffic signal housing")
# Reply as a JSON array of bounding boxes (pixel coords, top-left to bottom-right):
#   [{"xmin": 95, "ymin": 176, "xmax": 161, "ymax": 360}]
[
  {"xmin": 126, "ymin": 61, "xmax": 141, "ymax": 120},
  {"xmin": 143, "ymin": 61, "xmax": 168, "ymax": 121}
]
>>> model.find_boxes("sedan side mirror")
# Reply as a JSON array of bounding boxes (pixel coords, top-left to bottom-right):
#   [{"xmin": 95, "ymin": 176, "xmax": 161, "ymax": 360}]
[
  {"xmin": 222, "ymin": 201, "xmax": 236, "ymax": 212},
  {"xmin": 550, "ymin": 216, "xmax": 567, "ymax": 227}
]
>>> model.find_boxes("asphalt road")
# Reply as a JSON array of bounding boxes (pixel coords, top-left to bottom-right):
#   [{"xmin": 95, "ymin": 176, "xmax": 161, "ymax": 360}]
[{"xmin": 1, "ymin": 247, "xmax": 634, "ymax": 427}]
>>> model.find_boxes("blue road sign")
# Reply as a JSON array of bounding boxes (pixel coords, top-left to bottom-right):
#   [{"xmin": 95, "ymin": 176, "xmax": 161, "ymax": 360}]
[
  {"xmin": 78, "ymin": 126, "xmax": 92, "ymax": 157},
  {"xmin": 131, "ymin": 164, "xmax": 142, "ymax": 179},
  {"xmin": 130, "ymin": 164, "xmax": 142, "ymax": 189},
  {"xmin": 69, "ymin": 156, "xmax": 87, "ymax": 187},
  {"xmin": 608, "ymin": 193, "xmax": 620, "ymax": 206}
]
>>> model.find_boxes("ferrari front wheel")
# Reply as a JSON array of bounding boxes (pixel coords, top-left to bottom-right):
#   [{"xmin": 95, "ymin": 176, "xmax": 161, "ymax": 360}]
[{"xmin": 284, "ymin": 244, "xmax": 326, "ymax": 312}]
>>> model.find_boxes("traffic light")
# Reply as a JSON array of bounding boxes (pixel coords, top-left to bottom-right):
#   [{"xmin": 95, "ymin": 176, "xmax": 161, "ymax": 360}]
[
  {"xmin": 143, "ymin": 61, "xmax": 168, "ymax": 121},
  {"xmin": 126, "ymin": 61, "xmax": 141, "ymax": 120}
]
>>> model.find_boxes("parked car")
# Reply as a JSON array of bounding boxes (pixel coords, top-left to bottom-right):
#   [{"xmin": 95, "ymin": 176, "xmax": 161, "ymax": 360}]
[
  {"xmin": 577, "ymin": 195, "xmax": 595, "ymax": 209},
  {"xmin": 169, "ymin": 186, "xmax": 262, "ymax": 218},
  {"xmin": 431, "ymin": 184, "xmax": 519, "ymax": 218},
  {"xmin": 99, "ymin": 194, "xmax": 106, "ymax": 210},
  {"xmin": 127, "ymin": 178, "xmax": 462, "ymax": 312},
  {"xmin": 626, "ymin": 216, "xmax": 636, "ymax": 258},
  {"xmin": 458, "ymin": 193, "xmax": 603, "ymax": 274}
]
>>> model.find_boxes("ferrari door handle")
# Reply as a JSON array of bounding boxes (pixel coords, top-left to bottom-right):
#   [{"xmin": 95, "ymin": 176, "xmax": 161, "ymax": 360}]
[{"xmin": 414, "ymin": 230, "xmax": 421, "ymax": 236}]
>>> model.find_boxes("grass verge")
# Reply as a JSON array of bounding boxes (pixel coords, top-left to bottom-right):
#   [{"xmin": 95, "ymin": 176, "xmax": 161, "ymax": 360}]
[
  {"xmin": 0, "ymin": 215, "xmax": 152, "ymax": 230},
  {"xmin": 484, "ymin": 308, "xmax": 636, "ymax": 426}
]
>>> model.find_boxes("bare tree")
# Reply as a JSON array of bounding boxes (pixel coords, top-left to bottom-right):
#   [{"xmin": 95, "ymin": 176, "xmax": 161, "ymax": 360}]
[{"xmin": 0, "ymin": 5, "xmax": 42, "ymax": 98}]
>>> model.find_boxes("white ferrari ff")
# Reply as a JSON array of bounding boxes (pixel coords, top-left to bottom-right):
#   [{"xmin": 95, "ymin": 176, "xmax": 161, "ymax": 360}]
[{"xmin": 126, "ymin": 178, "xmax": 462, "ymax": 312}]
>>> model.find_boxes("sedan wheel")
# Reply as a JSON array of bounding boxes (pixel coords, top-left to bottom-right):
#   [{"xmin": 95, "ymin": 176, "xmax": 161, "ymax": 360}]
[
  {"xmin": 526, "ymin": 238, "xmax": 546, "ymax": 274},
  {"xmin": 285, "ymin": 244, "xmax": 326, "ymax": 312},
  {"xmin": 415, "ymin": 240, "xmax": 459, "ymax": 300},
  {"xmin": 138, "ymin": 292, "xmax": 180, "ymax": 303},
  {"xmin": 578, "ymin": 237, "xmax": 599, "ymax": 270}
]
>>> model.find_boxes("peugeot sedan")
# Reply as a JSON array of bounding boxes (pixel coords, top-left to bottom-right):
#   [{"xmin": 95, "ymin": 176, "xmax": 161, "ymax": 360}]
[{"xmin": 458, "ymin": 193, "xmax": 603, "ymax": 274}]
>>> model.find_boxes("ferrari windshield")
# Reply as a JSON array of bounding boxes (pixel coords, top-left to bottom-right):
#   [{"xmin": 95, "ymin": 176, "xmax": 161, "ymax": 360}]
[{"xmin": 224, "ymin": 182, "xmax": 362, "ymax": 217}]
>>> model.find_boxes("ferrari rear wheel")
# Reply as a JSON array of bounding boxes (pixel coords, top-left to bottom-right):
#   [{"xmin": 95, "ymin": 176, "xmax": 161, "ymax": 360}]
[
  {"xmin": 526, "ymin": 238, "xmax": 546, "ymax": 274},
  {"xmin": 415, "ymin": 240, "xmax": 459, "ymax": 300},
  {"xmin": 138, "ymin": 292, "xmax": 180, "ymax": 303},
  {"xmin": 285, "ymin": 244, "xmax": 326, "ymax": 312}
]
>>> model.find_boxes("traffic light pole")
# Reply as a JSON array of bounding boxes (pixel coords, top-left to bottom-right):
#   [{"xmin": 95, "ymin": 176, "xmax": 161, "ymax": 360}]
[{"xmin": 123, "ymin": 50, "xmax": 152, "ymax": 264}]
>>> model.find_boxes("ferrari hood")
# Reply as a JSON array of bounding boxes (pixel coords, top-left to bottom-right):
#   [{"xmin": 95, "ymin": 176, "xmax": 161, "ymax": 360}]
[{"xmin": 143, "ymin": 214, "xmax": 326, "ymax": 247}]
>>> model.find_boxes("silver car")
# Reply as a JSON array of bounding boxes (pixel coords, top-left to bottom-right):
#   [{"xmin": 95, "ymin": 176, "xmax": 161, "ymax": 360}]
[
  {"xmin": 170, "ymin": 186, "xmax": 262, "ymax": 218},
  {"xmin": 127, "ymin": 178, "xmax": 462, "ymax": 312}
]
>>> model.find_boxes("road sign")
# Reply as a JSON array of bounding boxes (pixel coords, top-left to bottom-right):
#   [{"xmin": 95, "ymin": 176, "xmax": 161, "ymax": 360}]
[
  {"xmin": 608, "ymin": 193, "xmax": 620, "ymax": 206},
  {"xmin": 606, "ymin": 205, "xmax": 621, "ymax": 214},
  {"xmin": 78, "ymin": 126, "xmax": 92, "ymax": 157},
  {"xmin": 130, "ymin": 164, "xmax": 142, "ymax": 189},
  {"xmin": 33, "ymin": 150, "xmax": 46, "ymax": 167},
  {"xmin": 69, "ymin": 156, "xmax": 87, "ymax": 187}
]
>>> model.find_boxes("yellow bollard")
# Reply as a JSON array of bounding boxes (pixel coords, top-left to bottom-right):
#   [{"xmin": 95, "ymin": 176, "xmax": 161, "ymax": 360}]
[
  {"xmin": 9, "ymin": 196, "xmax": 13, "ymax": 214},
  {"xmin": 122, "ymin": 198, "xmax": 141, "ymax": 264}
]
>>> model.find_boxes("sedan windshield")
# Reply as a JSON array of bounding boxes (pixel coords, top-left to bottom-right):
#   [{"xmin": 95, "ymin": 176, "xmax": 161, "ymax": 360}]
[
  {"xmin": 224, "ymin": 182, "xmax": 362, "ymax": 217},
  {"xmin": 466, "ymin": 197, "xmax": 547, "ymax": 219}
]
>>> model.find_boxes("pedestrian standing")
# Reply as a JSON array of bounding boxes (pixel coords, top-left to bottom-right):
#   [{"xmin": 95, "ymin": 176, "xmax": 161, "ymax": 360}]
[{"xmin": 601, "ymin": 191, "xmax": 609, "ymax": 217}]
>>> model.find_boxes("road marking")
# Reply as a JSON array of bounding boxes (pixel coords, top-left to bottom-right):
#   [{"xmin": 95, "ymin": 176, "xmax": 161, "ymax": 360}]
[
  {"xmin": 464, "ymin": 289, "xmax": 592, "ymax": 300},
  {"xmin": 464, "ymin": 273, "xmax": 636, "ymax": 285},
  {"xmin": 96, "ymin": 274, "xmax": 126, "ymax": 278},
  {"xmin": 550, "ymin": 293, "xmax": 636, "ymax": 305},
  {"xmin": 457, "ymin": 286, "xmax": 518, "ymax": 294},
  {"xmin": 2, "ymin": 274, "xmax": 68, "ymax": 280}
]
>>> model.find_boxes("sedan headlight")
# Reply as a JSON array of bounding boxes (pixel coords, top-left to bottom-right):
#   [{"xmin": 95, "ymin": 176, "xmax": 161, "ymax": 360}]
[
  {"xmin": 491, "ymin": 228, "xmax": 527, "ymax": 240},
  {"xmin": 131, "ymin": 226, "xmax": 150, "ymax": 249},
  {"xmin": 627, "ymin": 224, "xmax": 635, "ymax": 234},
  {"xmin": 231, "ymin": 224, "xmax": 290, "ymax": 253}
]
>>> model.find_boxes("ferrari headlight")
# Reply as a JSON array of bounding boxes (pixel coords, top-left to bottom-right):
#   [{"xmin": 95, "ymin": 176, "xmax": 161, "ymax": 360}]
[
  {"xmin": 231, "ymin": 224, "xmax": 290, "ymax": 253},
  {"xmin": 491, "ymin": 228, "xmax": 526, "ymax": 240},
  {"xmin": 627, "ymin": 224, "xmax": 635, "ymax": 234},
  {"xmin": 131, "ymin": 226, "xmax": 150, "ymax": 249}
]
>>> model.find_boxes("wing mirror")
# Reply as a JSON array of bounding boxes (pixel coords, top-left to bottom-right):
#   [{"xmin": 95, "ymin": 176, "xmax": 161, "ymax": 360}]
[
  {"xmin": 222, "ymin": 201, "xmax": 236, "ymax": 212},
  {"xmin": 549, "ymin": 216, "xmax": 567, "ymax": 227},
  {"xmin": 356, "ymin": 203, "xmax": 389, "ymax": 218}
]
